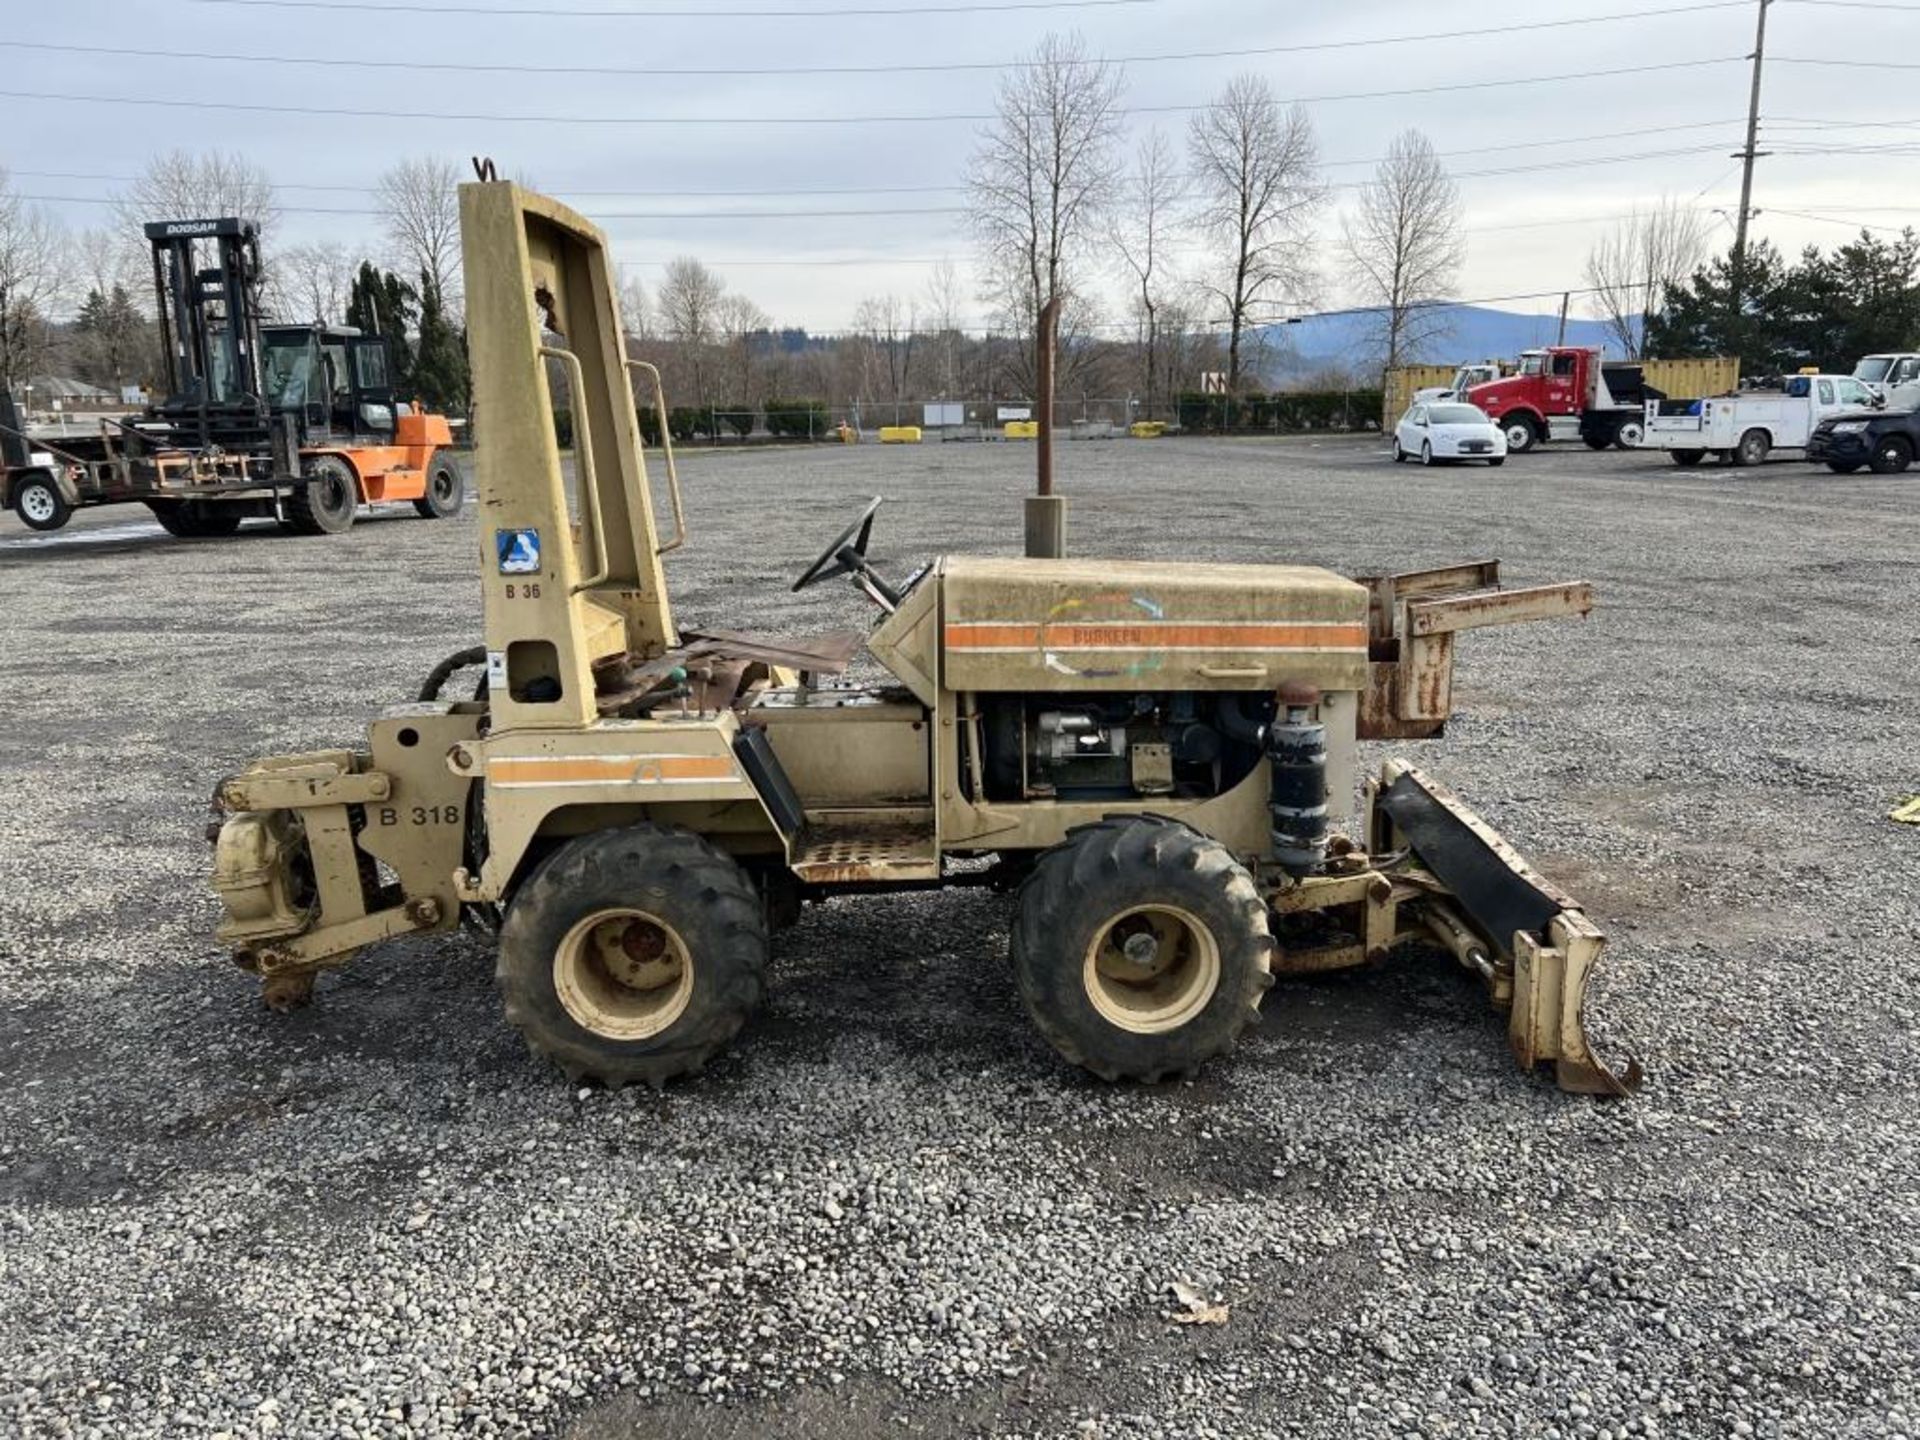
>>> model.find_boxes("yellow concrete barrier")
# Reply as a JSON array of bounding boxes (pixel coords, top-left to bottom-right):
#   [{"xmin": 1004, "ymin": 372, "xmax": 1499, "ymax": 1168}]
[
  {"xmin": 878, "ymin": 425, "xmax": 923, "ymax": 444},
  {"xmin": 1004, "ymin": 420, "xmax": 1039, "ymax": 440},
  {"xmin": 1128, "ymin": 421, "xmax": 1168, "ymax": 439}
]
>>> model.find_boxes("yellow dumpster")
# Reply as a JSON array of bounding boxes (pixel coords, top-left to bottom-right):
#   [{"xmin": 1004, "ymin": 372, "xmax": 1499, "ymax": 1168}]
[
  {"xmin": 1004, "ymin": 420, "xmax": 1039, "ymax": 440},
  {"xmin": 878, "ymin": 426, "xmax": 922, "ymax": 444},
  {"xmin": 1128, "ymin": 421, "xmax": 1167, "ymax": 439}
]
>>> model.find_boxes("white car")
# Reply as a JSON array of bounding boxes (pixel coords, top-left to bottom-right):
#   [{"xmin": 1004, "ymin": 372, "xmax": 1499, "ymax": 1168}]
[{"xmin": 1392, "ymin": 402, "xmax": 1508, "ymax": 466}]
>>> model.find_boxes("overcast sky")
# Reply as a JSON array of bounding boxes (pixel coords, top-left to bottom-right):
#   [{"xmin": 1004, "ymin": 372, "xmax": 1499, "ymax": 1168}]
[{"xmin": 6, "ymin": 0, "xmax": 1917, "ymax": 333}]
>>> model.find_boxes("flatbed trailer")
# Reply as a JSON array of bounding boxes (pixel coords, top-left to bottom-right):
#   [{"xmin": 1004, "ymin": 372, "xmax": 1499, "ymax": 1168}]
[{"xmin": 2, "ymin": 400, "xmax": 454, "ymax": 538}]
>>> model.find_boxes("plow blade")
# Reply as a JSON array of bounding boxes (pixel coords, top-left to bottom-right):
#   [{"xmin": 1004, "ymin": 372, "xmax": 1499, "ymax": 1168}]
[{"xmin": 1372, "ymin": 760, "xmax": 1642, "ymax": 1096}]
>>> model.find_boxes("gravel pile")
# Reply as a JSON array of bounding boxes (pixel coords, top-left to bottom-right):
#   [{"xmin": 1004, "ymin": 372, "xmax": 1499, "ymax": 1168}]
[{"xmin": 0, "ymin": 437, "xmax": 1915, "ymax": 1438}]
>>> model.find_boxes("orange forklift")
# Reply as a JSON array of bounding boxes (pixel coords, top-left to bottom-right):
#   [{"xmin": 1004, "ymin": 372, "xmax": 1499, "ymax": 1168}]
[{"xmin": 0, "ymin": 217, "xmax": 460, "ymax": 537}]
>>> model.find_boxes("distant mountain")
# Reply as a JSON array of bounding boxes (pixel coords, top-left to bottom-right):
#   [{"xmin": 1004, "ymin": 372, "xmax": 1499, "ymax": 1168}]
[{"xmin": 1255, "ymin": 305, "xmax": 1625, "ymax": 382}]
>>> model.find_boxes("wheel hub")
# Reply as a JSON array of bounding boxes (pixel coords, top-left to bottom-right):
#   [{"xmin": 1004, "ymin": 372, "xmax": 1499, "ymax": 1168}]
[
  {"xmin": 1119, "ymin": 928, "xmax": 1161, "ymax": 971},
  {"xmin": 1083, "ymin": 904, "xmax": 1222, "ymax": 1035},
  {"xmin": 20, "ymin": 487, "xmax": 54, "ymax": 522},
  {"xmin": 554, "ymin": 907, "xmax": 694, "ymax": 1039}
]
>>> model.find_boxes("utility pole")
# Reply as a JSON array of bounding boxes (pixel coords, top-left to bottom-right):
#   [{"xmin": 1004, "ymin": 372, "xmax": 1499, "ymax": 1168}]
[
  {"xmin": 1555, "ymin": 291, "xmax": 1571, "ymax": 346},
  {"xmin": 1730, "ymin": 0, "xmax": 1773, "ymax": 302}
]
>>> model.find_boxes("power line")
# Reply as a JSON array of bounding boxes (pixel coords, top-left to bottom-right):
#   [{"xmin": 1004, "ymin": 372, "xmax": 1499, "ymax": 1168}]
[
  {"xmin": 0, "ymin": 5, "xmax": 1749, "ymax": 79},
  {"xmin": 0, "ymin": 59, "xmax": 1742, "ymax": 129},
  {"xmin": 1767, "ymin": 207, "xmax": 1916, "ymax": 233},
  {"xmin": 2, "ymin": 119, "xmax": 1744, "ymax": 201},
  {"xmin": 1772, "ymin": 54, "xmax": 1920, "ymax": 67},
  {"xmin": 1766, "ymin": 114, "xmax": 1920, "ymax": 128},
  {"xmin": 6, "ymin": 146, "xmax": 1737, "ymax": 222}
]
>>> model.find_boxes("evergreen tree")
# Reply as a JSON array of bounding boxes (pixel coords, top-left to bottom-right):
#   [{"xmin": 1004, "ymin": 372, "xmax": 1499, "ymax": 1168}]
[
  {"xmin": 345, "ymin": 261, "xmax": 417, "ymax": 392},
  {"xmin": 1643, "ymin": 241, "xmax": 1788, "ymax": 371},
  {"xmin": 1645, "ymin": 229, "xmax": 1920, "ymax": 375},
  {"xmin": 410, "ymin": 269, "xmax": 469, "ymax": 413},
  {"xmin": 71, "ymin": 283, "xmax": 149, "ymax": 389}
]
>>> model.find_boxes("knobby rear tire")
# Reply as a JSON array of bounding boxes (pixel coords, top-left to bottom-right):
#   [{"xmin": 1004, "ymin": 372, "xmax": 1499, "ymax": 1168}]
[
  {"xmin": 148, "ymin": 501, "xmax": 243, "ymax": 538},
  {"xmin": 496, "ymin": 823, "xmax": 768, "ymax": 1087},
  {"xmin": 413, "ymin": 458, "xmax": 464, "ymax": 519},
  {"xmin": 286, "ymin": 455, "xmax": 359, "ymax": 535},
  {"xmin": 1010, "ymin": 816, "xmax": 1272, "ymax": 1083}
]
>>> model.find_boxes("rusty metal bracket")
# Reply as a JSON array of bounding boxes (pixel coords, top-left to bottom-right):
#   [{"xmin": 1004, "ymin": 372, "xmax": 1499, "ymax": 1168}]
[
  {"xmin": 1356, "ymin": 563, "xmax": 1595, "ymax": 738},
  {"xmin": 250, "ymin": 898, "xmax": 441, "ymax": 976},
  {"xmin": 220, "ymin": 766, "xmax": 391, "ymax": 811}
]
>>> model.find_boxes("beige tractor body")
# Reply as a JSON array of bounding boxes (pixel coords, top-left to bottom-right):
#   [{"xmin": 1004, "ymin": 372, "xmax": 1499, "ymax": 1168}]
[{"xmin": 209, "ymin": 181, "xmax": 1638, "ymax": 1094}]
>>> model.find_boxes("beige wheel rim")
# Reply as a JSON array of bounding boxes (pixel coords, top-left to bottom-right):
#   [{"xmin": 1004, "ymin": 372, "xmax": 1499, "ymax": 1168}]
[
  {"xmin": 1082, "ymin": 904, "xmax": 1221, "ymax": 1034},
  {"xmin": 553, "ymin": 907, "xmax": 694, "ymax": 1041}
]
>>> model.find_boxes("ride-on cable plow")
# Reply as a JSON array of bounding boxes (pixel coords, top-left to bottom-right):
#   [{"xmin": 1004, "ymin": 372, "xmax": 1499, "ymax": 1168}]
[{"xmin": 207, "ymin": 180, "xmax": 1639, "ymax": 1096}]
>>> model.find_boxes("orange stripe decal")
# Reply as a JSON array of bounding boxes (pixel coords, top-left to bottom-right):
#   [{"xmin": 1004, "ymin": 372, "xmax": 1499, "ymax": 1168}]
[
  {"xmin": 489, "ymin": 754, "xmax": 737, "ymax": 787},
  {"xmin": 945, "ymin": 621, "xmax": 1367, "ymax": 650}
]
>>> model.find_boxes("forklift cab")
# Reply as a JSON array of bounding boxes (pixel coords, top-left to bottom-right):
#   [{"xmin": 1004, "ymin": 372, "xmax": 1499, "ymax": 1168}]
[{"xmin": 261, "ymin": 325, "xmax": 398, "ymax": 440}]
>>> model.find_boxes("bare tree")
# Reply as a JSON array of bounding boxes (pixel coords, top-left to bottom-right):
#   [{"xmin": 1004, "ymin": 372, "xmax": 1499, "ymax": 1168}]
[
  {"xmin": 656, "ymin": 256, "xmax": 726, "ymax": 405},
  {"xmin": 1339, "ymin": 129, "xmax": 1465, "ymax": 371},
  {"xmin": 981, "ymin": 255, "xmax": 1105, "ymax": 398},
  {"xmin": 73, "ymin": 228, "xmax": 142, "ymax": 304},
  {"xmin": 117, "ymin": 150, "xmax": 278, "ymax": 240},
  {"xmin": 1155, "ymin": 295, "xmax": 1219, "ymax": 398},
  {"xmin": 851, "ymin": 294, "xmax": 917, "ymax": 411},
  {"xmin": 1187, "ymin": 75, "xmax": 1323, "ymax": 394},
  {"xmin": 375, "ymin": 156, "xmax": 463, "ymax": 311},
  {"xmin": 616, "ymin": 264, "xmax": 653, "ymax": 343},
  {"xmin": 715, "ymin": 292, "xmax": 770, "ymax": 406},
  {"xmin": 0, "ymin": 170, "xmax": 67, "ymax": 394},
  {"xmin": 923, "ymin": 257, "xmax": 965, "ymax": 396},
  {"xmin": 1110, "ymin": 127, "xmax": 1184, "ymax": 414},
  {"xmin": 1584, "ymin": 198, "xmax": 1709, "ymax": 357},
  {"xmin": 63, "ymin": 229, "xmax": 153, "ymax": 389},
  {"xmin": 272, "ymin": 241, "xmax": 355, "ymax": 325},
  {"xmin": 966, "ymin": 31, "xmax": 1124, "ymax": 391}
]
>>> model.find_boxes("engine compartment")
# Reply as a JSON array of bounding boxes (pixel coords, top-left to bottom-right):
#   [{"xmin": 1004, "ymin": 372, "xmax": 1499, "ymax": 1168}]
[{"xmin": 968, "ymin": 690, "xmax": 1277, "ymax": 803}]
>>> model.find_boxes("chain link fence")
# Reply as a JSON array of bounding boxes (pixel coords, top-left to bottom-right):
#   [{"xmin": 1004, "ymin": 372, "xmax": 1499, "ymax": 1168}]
[{"xmin": 537, "ymin": 389, "xmax": 1383, "ymax": 450}]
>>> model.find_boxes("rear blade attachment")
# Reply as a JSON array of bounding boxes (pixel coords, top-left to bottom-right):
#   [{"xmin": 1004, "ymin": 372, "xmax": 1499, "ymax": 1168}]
[{"xmin": 1370, "ymin": 759, "xmax": 1642, "ymax": 1096}]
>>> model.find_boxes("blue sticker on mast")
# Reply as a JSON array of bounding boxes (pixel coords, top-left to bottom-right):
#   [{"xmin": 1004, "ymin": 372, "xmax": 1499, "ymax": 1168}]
[{"xmin": 497, "ymin": 528, "xmax": 541, "ymax": 574}]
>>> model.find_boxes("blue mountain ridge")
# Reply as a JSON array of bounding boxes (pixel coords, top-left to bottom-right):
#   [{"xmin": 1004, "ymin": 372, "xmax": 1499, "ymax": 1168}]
[{"xmin": 1254, "ymin": 305, "xmax": 1624, "ymax": 381}]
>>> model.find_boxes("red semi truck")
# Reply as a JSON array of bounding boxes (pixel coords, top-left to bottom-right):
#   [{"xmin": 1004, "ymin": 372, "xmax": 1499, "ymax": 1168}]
[{"xmin": 1464, "ymin": 346, "xmax": 1663, "ymax": 453}]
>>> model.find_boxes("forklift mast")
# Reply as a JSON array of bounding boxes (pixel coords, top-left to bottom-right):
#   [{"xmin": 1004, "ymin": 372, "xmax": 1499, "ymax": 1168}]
[
  {"xmin": 143, "ymin": 217, "xmax": 272, "ymax": 450},
  {"xmin": 457, "ymin": 180, "xmax": 677, "ymax": 732}
]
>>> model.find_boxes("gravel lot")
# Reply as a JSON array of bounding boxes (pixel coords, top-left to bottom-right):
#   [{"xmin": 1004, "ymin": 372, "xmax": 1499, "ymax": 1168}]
[{"xmin": 1, "ymin": 435, "xmax": 1916, "ymax": 1439}]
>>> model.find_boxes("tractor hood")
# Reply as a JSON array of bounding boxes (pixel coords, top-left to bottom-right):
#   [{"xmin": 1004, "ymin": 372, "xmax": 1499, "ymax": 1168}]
[{"xmin": 934, "ymin": 555, "xmax": 1370, "ymax": 694}]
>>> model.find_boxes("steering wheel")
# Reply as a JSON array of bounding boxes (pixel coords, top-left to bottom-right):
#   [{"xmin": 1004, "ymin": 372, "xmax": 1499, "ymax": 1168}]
[{"xmin": 793, "ymin": 496, "xmax": 885, "ymax": 593}]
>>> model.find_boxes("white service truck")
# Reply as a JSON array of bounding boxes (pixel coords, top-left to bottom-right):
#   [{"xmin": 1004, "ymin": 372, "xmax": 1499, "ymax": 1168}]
[{"xmin": 1641, "ymin": 373, "xmax": 1881, "ymax": 467}]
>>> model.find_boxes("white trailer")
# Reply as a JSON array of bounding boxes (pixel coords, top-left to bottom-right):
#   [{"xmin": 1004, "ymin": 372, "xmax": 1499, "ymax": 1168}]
[{"xmin": 1641, "ymin": 373, "xmax": 1880, "ymax": 467}]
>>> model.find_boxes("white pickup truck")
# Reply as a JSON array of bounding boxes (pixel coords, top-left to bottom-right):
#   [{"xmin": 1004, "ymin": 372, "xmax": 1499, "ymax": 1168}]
[
  {"xmin": 1413, "ymin": 362, "xmax": 1505, "ymax": 406},
  {"xmin": 1853, "ymin": 353, "xmax": 1920, "ymax": 411},
  {"xmin": 1641, "ymin": 373, "xmax": 1881, "ymax": 467}
]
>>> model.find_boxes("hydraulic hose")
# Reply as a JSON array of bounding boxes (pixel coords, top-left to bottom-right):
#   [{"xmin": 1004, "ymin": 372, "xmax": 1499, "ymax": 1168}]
[{"xmin": 418, "ymin": 645, "xmax": 488, "ymax": 703}]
